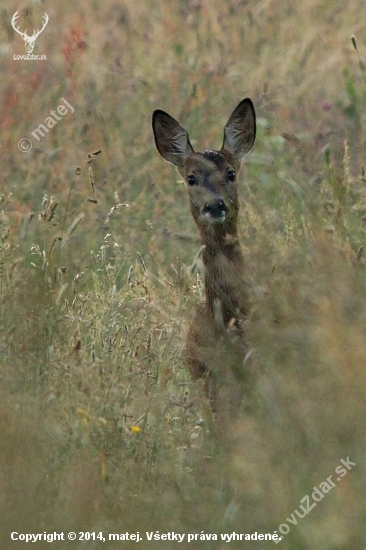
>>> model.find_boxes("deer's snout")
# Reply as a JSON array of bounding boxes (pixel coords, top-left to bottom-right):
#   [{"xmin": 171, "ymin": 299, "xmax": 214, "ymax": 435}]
[{"xmin": 201, "ymin": 199, "xmax": 227, "ymax": 223}]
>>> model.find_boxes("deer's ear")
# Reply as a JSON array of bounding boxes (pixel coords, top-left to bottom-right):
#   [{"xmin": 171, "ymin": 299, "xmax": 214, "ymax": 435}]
[
  {"xmin": 221, "ymin": 98, "xmax": 256, "ymax": 161},
  {"xmin": 152, "ymin": 110, "xmax": 194, "ymax": 166}
]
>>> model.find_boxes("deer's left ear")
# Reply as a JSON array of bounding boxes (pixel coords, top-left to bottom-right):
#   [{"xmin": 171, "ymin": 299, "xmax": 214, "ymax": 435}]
[
  {"xmin": 221, "ymin": 98, "xmax": 256, "ymax": 161},
  {"xmin": 152, "ymin": 110, "xmax": 194, "ymax": 166}
]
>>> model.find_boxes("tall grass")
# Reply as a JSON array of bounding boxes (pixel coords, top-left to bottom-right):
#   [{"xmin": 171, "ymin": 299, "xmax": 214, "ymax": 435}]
[{"xmin": 1, "ymin": 0, "xmax": 366, "ymax": 548}]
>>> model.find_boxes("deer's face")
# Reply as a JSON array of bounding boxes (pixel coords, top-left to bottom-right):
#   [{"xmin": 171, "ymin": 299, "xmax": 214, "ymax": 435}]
[
  {"xmin": 177, "ymin": 151, "xmax": 240, "ymax": 226},
  {"xmin": 152, "ymin": 98, "xmax": 256, "ymax": 231}
]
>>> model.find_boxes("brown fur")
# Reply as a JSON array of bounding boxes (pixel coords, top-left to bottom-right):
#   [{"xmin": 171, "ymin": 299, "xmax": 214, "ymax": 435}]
[{"xmin": 152, "ymin": 99, "xmax": 256, "ymax": 410}]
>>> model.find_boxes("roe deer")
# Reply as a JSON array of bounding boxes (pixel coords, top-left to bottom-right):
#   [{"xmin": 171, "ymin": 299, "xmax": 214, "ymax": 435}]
[{"xmin": 152, "ymin": 99, "xmax": 256, "ymax": 412}]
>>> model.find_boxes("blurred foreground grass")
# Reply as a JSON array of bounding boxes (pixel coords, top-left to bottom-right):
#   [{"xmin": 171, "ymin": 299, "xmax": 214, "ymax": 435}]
[{"xmin": 1, "ymin": 0, "xmax": 366, "ymax": 548}]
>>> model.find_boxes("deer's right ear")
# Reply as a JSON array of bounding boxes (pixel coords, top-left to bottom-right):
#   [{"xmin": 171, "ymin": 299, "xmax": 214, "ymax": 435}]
[{"xmin": 152, "ymin": 110, "xmax": 194, "ymax": 166}]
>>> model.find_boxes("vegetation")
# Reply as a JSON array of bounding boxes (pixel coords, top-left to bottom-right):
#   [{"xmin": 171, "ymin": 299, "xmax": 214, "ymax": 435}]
[{"xmin": 1, "ymin": 0, "xmax": 366, "ymax": 547}]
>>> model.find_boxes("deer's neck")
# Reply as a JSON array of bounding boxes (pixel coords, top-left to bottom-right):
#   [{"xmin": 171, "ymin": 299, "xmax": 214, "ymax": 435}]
[{"xmin": 200, "ymin": 222, "xmax": 248, "ymax": 326}]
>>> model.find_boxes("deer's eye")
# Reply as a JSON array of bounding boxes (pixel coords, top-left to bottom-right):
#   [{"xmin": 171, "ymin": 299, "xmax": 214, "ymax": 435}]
[
  {"xmin": 227, "ymin": 170, "xmax": 236, "ymax": 182},
  {"xmin": 187, "ymin": 174, "xmax": 198, "ymax": 186}
]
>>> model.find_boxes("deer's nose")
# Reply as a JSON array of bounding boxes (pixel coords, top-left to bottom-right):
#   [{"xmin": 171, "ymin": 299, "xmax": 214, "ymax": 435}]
[{"xmin": 202, "ymin": 199, "xmax": 227, "ymax": 218}]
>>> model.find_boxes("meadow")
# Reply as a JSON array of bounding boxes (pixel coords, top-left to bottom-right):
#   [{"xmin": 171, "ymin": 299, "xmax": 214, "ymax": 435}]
[{"xmin": 0, "ymin": 0, "xmax": 366, "ymax": 548}]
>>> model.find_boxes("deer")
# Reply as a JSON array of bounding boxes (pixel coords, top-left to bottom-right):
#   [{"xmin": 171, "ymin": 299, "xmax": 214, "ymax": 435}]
[
  {"xmin": 11, "ymin": 11, "xmax": 49, "ymax": 54},
  {"xmin": 152, "ymin": 99, "xmax": 256, "ymax": 414}
]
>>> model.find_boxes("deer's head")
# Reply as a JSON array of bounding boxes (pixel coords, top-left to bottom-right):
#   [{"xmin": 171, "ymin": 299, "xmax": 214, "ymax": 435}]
[{"xmin": 152, "ymin": 99, "xmax": 256, "ymax": 230}]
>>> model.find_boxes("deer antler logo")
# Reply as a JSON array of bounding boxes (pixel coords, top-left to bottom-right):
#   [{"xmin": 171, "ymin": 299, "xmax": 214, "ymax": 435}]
[{"xmin": 11, "ymin": 10, "xmax": 49, "ymax": 54}]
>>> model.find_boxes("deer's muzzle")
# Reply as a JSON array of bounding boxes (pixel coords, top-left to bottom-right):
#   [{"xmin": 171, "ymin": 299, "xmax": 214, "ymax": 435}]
[{"xmin": 201, "ymin": 199, "xmax": 227, "ymax": 224}]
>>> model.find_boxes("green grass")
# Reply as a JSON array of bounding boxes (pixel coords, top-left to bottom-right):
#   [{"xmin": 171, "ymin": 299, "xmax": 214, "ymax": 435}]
[{"xmin": 1, "ymin": 0, "xmax": 366, "ymax": 548}]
